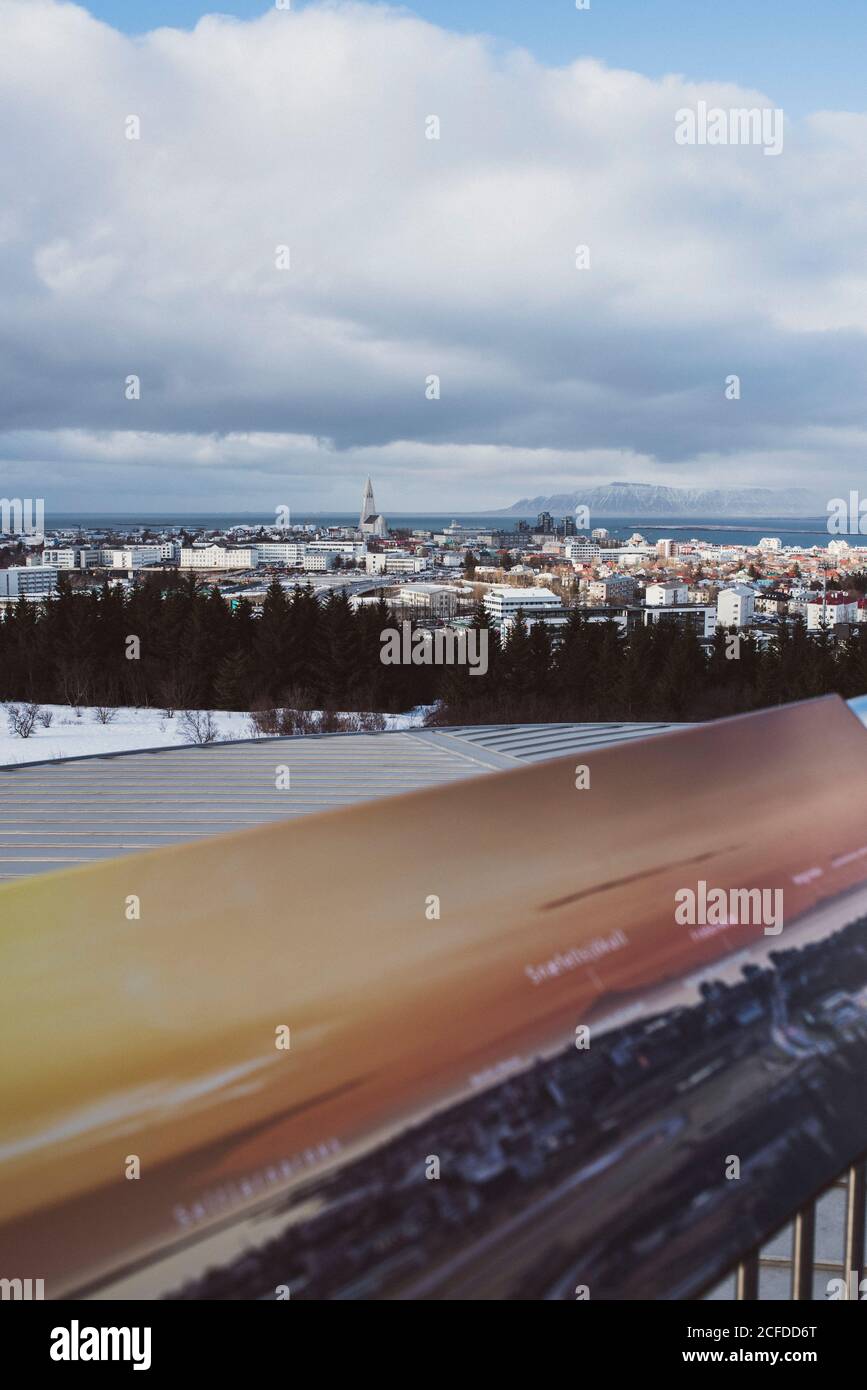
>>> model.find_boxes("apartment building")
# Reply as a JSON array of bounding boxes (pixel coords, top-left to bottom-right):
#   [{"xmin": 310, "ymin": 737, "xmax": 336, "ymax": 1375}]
[
  {"xmin": 179, "ymin": 546, "xmax": 257, "ymax": 569},
  {"xmin": 587, "ymin": 575, "xmax": 637, "ymax": 605},
  {"xmin": 755, "ymin": 592, "xmax": 789, "ymax": 616},
  {"xmin": 255, "ymin": 543, "xmax": 307, "ymax": 566},
  {"xmin": 645, "ymin": 581, "xmax": 689, "ymax": 607},
  {"xmin": 306, "ymin": 541, "xmax": 367, "ymax": 561},
  {"xmin": 716, "ymin": 585, "xmax": 756, "ymax": 629},
  {"xmin": 397, "ymin": 584, "xmax": 460, "ymax": 617},
  {"xmin": 483, "ymin": 585, "xmax": 563, "ymax": 624},
  {"xmin": 365, "ymin": 553, "xmax": 426, "ymax": 575},
  {"xmin": 805, "ymin": 594, "xmax": 860, "ymax": 630},
  {"xmin": 102, "ymin": 545, "xmax": 173, "ymax": 569},
  {"xmin": 40, "ymin": 546, "xmax": 102, "ymax": 570},
  {"xmin": 565, "ymin": 537, "xmax": 600, "ymax": 563},
  {"xmin": 303, "ymin": 553, "xmax": 338, "ymax": 572},
  {"xmin": 0, "ymin": 566, "xmax": 58, "ymax": 598}
]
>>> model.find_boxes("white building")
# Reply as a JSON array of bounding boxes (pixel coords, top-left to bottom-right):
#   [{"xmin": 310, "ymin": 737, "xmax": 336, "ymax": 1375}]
[
  {"xmin": 179, "ymin": 546, "xmax": 256, "ymax": 569},
  {"xmin": 307, "ymin": 540, "xmax": 367, "ymax": 560},
  {"xmin": 255, "ymin": 543, "xmax": 307, "ymax": 566},
  {"xmin": 398, "ymin": 584, "xmax": 460, "ymax": 617},
  {"xmin": 102, "ymin": 545, "xmax": 170, "ymax": 569},
  {"xmin": 645, "ymin": 581, "xmax": 689, "ymax": 607},
  {"xmin": 716, "ymin": 585, "xmax": 756, "ymax": 629},
  {"xmin": 365, "ymin": 553, "xmax": 425, "ymax": 575},
  {"xmin": 644, "ymin": 603, "xmax": 716, "ymax": 638},
  {"xmin": 616, "ymin": 542, "xmax": 655, "ymax": 564},
  {"xmin": 0, "ymin": 566, "xmax": 58, "ymax": 597},
  {"xmin": 805, "ymin": 595, "xmax": 859, "ymax": 630},
  {"xmin": 758, "ymin": 537, "xmax": 782, "ymax": 552},
  {"xmin": 40, "ymin": 546, "xmax": 102, "ymax": 570},
  {"xmin": 483, "ymin": 585, "xmax": 563, "ymax": 623},
  {"xmin": 565, "ymin": 538, "xmax": 599, "ymax": 563}
]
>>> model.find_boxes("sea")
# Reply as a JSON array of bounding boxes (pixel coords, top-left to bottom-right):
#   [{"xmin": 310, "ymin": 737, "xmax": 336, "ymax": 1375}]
[{"xmin": 44, "ymin": 513, "xmax": 840, "ymax": 549}]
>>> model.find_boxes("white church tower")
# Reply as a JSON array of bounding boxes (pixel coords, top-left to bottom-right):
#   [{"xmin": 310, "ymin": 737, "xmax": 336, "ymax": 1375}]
[{"xmin": 359, "ymin": 476, "xmax": 387, "ymax": 538}]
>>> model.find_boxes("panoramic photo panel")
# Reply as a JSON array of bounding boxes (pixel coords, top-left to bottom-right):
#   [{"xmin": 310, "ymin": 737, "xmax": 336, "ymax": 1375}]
[{"xmin": 3, "ymin": 695, "xmax": 867, "ymax": 1301}]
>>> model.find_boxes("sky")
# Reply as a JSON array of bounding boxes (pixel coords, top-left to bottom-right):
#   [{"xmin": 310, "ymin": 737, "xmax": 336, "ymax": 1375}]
[
  {"xmin": 84, "ymin": 1, "xmax": 867, "ymax": 120},
  {"xmin": 1, "ymin": 0, "xmax": 866, "ymax": 512}
]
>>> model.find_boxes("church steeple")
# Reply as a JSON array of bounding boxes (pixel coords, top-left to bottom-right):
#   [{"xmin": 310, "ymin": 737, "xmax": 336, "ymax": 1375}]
[{"xmin": 360, "ymin": 476, "xmax": 376, "ymax": 527}]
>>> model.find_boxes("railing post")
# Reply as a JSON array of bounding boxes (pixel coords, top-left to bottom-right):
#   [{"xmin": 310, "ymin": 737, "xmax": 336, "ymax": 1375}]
[
  {"xmin": 844, "ymin": 1161, "xmax": 866, "ymax": 1293},
  {"xmin": 791, "ymin": 1204, "xmax": 816, "ymax": 1300},
  {"xmin": 736, "ymin": 1250, "xmax": 760, "ymax": 1301}
]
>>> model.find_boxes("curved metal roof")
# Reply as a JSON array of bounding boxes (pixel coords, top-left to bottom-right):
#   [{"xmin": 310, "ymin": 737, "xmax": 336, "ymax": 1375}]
[{"xmin": 0, "ymin": 721, "xmax": 681, "ymax": 882}]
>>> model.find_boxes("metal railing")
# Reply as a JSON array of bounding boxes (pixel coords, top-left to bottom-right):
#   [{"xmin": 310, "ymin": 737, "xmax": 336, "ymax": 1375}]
[{"xmin": 727, "ymin": 1160, "xmax": 866, "ymax": 1300}]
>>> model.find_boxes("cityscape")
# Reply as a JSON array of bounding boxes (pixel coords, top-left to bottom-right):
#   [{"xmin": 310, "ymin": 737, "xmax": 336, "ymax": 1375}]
[{"xmin": 3, "ymin": 475, "xmax": 867, "ymax": 745}]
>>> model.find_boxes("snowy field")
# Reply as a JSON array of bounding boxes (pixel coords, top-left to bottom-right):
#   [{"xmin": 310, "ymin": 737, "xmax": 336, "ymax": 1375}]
[{"xmin": 0, "ymin": 704, "xmax": 429, "ymax": 767}]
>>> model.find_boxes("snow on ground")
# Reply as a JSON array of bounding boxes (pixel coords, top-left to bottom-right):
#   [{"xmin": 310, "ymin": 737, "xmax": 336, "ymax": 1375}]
[{"xmin": 0, "ymin": 704, "xmax": 431, "ymax": 767}]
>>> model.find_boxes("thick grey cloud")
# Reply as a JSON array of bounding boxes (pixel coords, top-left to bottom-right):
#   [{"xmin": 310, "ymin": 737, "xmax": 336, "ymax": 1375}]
[{"xmin": 1, "ymin": 0, "xmax": 866, "ymax": 509}]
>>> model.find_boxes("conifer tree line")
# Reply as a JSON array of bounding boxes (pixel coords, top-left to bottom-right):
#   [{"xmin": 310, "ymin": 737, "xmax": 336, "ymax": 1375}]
[{"xmin": 0, "ymin": 573, "xmax": 865, "ymax": 723}]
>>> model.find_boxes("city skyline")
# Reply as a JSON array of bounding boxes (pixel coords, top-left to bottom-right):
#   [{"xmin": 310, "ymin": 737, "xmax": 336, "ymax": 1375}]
[{"xmin": 2, "ymin": 1, "xmax": 867, "ymax": 511}]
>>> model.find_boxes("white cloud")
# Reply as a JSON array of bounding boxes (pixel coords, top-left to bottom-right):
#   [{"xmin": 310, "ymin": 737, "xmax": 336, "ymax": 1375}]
[{"xmin": 0, "ymin": 0, "xmax": 865, "ymax": 508}]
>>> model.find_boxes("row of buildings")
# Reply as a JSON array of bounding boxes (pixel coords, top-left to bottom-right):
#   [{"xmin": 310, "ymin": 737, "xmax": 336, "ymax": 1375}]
[{"xmin": 4, "ymin": 485, "xmax": 867, "ymax": 643}]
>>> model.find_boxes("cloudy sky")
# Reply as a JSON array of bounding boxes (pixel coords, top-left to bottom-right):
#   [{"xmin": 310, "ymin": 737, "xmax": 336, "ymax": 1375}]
[{"xmin": 2, "ymin": 0, "xmax": 866, "ymax": 513}]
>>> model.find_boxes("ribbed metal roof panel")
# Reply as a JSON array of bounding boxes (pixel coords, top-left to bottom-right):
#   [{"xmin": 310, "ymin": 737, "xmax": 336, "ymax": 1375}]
[
  {"xmin": 0, "ymin": 722, "xmax": 683, "ymax": 881},
  {"xmin": 430, "ymin": 720, "xmax": 684, "ymax": 762}
]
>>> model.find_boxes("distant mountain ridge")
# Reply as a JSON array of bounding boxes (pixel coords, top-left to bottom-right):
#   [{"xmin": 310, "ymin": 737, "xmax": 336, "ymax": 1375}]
[{"xmin": 494, "ymin": 481, "xmax": 821, "ymax": 518}]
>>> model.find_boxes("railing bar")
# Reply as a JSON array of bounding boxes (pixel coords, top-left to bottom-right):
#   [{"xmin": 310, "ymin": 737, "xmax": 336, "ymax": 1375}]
[
  {"xmin": 760, "ymin": 1255, "xmax": 843, "ymax": 1273},
  {"xmin": 791, "ymin": 1203, "xmax": 816, "ymax": 1301}
]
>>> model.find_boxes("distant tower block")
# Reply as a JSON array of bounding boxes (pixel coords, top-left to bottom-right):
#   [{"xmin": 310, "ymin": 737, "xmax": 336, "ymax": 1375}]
[{"xmin": 359, "ymin": 476, "xmax": 388, "ymax": 538}]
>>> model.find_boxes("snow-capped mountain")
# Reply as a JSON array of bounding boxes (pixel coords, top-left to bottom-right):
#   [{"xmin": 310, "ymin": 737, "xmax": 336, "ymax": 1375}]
[{"xmin": 494, "ymin": 481, "xmax": 821, "ymax": 517}]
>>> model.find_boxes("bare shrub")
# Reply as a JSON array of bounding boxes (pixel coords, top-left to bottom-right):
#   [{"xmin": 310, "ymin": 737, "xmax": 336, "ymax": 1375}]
[
  {"xmin": 289, "ymin": 708, "xmax": 316, "ymax": 735},
  {"xmin": 57, "ymin": 662, "xmax": 92, "ymax": 709},
  {"xmin": 179, "ymin": 709, "xmax": 219, "ymax": 745},
  {"xmin": 275, "ymin": 707, "xmax": 295, "ymax": 735},
  {"xmin": 7, "ymin": 702, "xmax": 40, "ymax": 738},
  {"xmin": 249, "ymin": 703, "xmax": 281, "ymax": 735},
  {"xmin": 158, "ymin": 673, "xmax": 196, "ymax": 718},
  {"xmin": 93, "ymin": 706, "xmax": 117, "ymax": 724},
  {"xmin": 38, "ymin": 708, "xmax": 54, "ymax": 728},
  {"xmin": 356, "ymin": 710, "xmax": 387, "ymax": 732}
]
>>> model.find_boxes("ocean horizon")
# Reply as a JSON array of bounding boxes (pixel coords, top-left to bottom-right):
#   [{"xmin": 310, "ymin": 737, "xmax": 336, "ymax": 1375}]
[{"xmin": 42, "ymin": 513, "xmax": 842, "ymax": 549}]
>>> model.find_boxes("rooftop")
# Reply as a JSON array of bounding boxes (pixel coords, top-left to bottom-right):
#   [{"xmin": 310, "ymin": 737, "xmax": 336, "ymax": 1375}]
[{"xmin": 0, "ymin": 721, "xmax": 682, "ymax": 882}]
